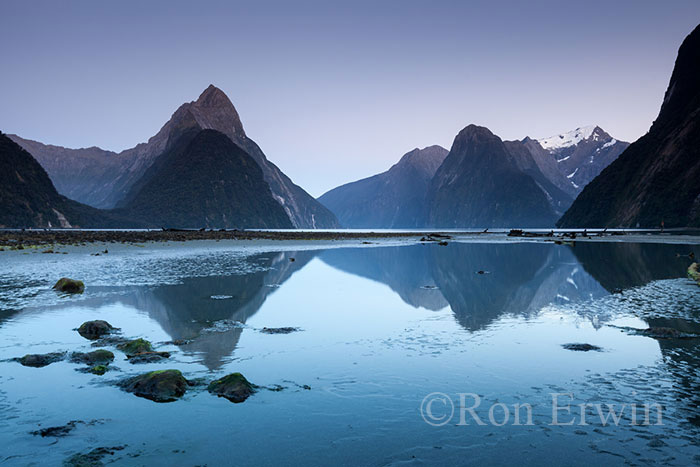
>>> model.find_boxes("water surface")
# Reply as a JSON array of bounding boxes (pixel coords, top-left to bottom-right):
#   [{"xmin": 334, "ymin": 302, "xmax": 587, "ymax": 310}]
[{"xmin": 0, "ymin": 239, "xmax": 699, "ymax": 466}]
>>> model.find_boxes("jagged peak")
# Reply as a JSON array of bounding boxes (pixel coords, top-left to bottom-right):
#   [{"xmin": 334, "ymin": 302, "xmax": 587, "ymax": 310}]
[{"xmin": 536, "ymin": 125, "xmax": 614, "ymax": 151}]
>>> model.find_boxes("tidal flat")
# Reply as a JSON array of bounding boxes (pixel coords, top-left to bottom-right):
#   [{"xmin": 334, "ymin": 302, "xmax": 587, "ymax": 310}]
[{"xmin": 0, "ymin": 235, "xmax": 699, "ymax": 466}]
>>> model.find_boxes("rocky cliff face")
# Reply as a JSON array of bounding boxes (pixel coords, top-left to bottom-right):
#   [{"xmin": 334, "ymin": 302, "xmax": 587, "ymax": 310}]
[
  {"xmin": 10, "ymin": 85, "xmax": 339, "ymax": 228},
  {"xmin": 318, "ymin": 145, "xmax": 448, "ymax": 228},
  {"xmin": 559, "ymin": 24, "xmax": 700, "ymax": 228},
  {"xmin": 427, "ymin": 125, "xmax": 559, "ymax": 228}
]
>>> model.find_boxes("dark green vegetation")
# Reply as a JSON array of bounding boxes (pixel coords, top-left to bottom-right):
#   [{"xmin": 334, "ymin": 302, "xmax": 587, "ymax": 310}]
[
  {"xmin": 427, "ymin": 125, "xmax": 559, "ymax": 227},
  {"xmin": 559, "ymin": 24, "xmax": 700, "ymax": 228},
  {"xmin": 318, "ymin": 146, "xmax": 448, "ymax": 228},
  {"xmin": 119, "ymin": 370, "xmax": 191, "ymax": 402},
  {"xmin": 208, "ymin": 372, "xmax": 256, "ymax": 403},
  {"xmin": 54, "ymin": 277, "xmax": 85, "ymax": 294},
  {"xmin": 121, "ymin": 129, "xmax": 292, "ymax": 229}
]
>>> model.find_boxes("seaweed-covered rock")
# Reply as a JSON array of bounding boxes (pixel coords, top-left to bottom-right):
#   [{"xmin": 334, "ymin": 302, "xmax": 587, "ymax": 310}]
[
  {"xmin": 260, "ymin": 327, "xmax": 300, "ymax": 334},
  {"xmin": 689, "ymin": 262, "xmax": 699, "ymax": 284},
  {"xmin": 53, "ymin": 278, "xmax": 84, "ymax": 294},
  {"xmin": 127, "ymin": 351, "xmax": 170, "ymax": 364},
  {"xmin": 89, "ymin": 365, "xmax": 109, "ymax": 375},
  {"xmin": 208, "ymin": 372, "xmax": 256, "ymax": 403},
  {"xmin": 117, "ymin": 338, "xmax": 153, "ymax": 357},
  {"xmin": 15, "ymin": 352, "xmax": 65, "ymax": 367},
  {"xmin": 70, "ymin": 349, "xmax": 114, "ymax": 365},
  {"xmin": 119, "ymin": 370, "xmax": 189, "ymax": 402},
  {"xmin": 562, "ymin": 343, "xmax": 602, "ymax": 352},
  {"xmin": 77, "ymin": 320, "xmax": 114, "ymax": 340},
  {"xmin": 63, "ymin": 446, "xmax": 125, "ymax": 466}
]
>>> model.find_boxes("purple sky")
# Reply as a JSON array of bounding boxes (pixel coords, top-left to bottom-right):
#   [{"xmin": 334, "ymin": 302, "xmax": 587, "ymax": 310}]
[{"xmin": 1, "ymin": 1, "xmax": 699, "ymax": 197}]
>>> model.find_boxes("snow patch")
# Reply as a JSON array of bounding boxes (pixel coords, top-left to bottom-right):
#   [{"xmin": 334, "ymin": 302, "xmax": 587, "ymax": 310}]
[
  {"xmin": 557, "ymin": 155, "xmax": 570, "ymax": 162},
  {"xmin": 602, "ymin": 138, "xmax": 617, "ymax": 149},
  {"xmin": 537, "ymin": 125, "xmax": 596, "ymax": 151},
  {"xmin": 567, "ymin": 168, "xmax": 579, "ymax": 179}
]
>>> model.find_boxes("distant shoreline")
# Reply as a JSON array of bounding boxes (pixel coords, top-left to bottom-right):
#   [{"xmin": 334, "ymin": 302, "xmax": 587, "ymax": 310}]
[{"xmin": 1, "ymin": 228, "xmax": 699, "ymax": 249}]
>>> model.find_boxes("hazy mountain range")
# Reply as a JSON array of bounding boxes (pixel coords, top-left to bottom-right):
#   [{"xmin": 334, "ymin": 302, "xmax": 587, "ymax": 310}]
[
  {"xmin": 319, "ymin": 124, "xmax": 627, "ymax": 228},
  {"xmin": 2, "ymin": 23, "xmax": 698, "ymax": 229}
]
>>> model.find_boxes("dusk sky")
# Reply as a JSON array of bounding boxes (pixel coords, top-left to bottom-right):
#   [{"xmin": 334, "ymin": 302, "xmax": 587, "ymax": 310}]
[{"xmin": 2, "ymin": 0, "xmax": 699, "ymax": 196}]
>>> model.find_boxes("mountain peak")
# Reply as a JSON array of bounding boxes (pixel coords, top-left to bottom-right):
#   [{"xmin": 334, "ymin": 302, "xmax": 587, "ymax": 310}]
[
  {"xmin": 537, "ymin": 125, "xmax": 613, "ymax": 151},
  {"xmin": 394, "ymin": 145, "xmax": 448, "ymax": 177},
  {"xmin": 184, "ymin": 85, "xmax": 246, "ymax": 139},
  {"xmin": 196, "ymin": 84, "xmax": 231, "ymax": 106},
  {"xmin": 456, "ymin": 124, "xmax": 496, "ymax": 139}
]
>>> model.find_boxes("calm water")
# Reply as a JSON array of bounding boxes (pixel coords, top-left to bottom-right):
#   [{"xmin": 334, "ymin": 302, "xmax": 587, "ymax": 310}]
[{"xmin": 0, "ymin": 239, "xmax": 699, "ymax": 466}]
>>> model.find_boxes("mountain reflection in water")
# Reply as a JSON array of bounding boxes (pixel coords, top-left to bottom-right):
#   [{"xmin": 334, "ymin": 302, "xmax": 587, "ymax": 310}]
[{"xmin": 56, "ymin": 242, "xmax": 698, "ymax": 368}]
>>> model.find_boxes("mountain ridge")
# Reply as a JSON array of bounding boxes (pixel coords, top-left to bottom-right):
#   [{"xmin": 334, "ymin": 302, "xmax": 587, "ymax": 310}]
[{"xmin": 9, "ymin": 85, "xmax": 339, "ymax": 228}]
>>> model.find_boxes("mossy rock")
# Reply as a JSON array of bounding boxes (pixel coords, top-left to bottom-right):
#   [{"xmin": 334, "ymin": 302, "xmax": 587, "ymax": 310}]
[
  {"xmin": 117, "ymin": 338, "xmax": 153, "ymax": 357},
  {"xmin": 77, "ymin": 320, "xmax": 115, "ymax": 340},
  {"xmin": 689, "ymin": 262, "xmax": 699, "ymax": 284},
  {"xmin": 70, "ymin": 349, "xmax": 115, "ymax": 365},
  {"xmin": 53, "ymin": 278, "xmax": 84, "ymax": 294},
  {"xmin": 208, "ymin": 372, "xmax": 256, "ymax": 403},
  {"xmin": 90, "ymin": 365, "xmax": 109, "ymax": 375},
  {"xmin": 119, "ymin": 370, "xmax": 190, "ymax": 402},
  {"xmin": 16, "ymin": 352, "xmax": 65, "ymax": 368}
]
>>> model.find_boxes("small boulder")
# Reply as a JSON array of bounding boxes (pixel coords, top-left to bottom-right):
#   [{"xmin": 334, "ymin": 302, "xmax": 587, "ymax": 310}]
[
  {"xmin": 208, "ymin": 372, "xmax": 256, "ymax": 403},
  {"xmin": 77, "ymin": 320, "xmax": 115, "ymax": 340},
  {"xmin": 90, "ymin": 365, "xmax": 109, "ymax": 375},
  {"xmin": 117, "ymin": 338, "xmax": 153, "ymax": 357},
  {"xmin": 562, "ymin": 343, "xmax": 602, "ymax": 352},
  {"xmin": 15, "ymin": 352, "xmax": 65, "ymax": 367},
  {"xmin": 70, "ymin": 349, "xmax": 114, "ymax": 365},
  {"xmin": 53, "ymin": 278, "xmax": 85, "ymax": 294},
  {"xmin": 260, "ymin": 327, "xmax": 300, "ymax": 335},
  {"xmin": 119, "ymin": 370, "xmax": 190, "ymax": 402},
  {"xmin": 127, "ymin": 351, "xmax": 171, "ymax": 364}
]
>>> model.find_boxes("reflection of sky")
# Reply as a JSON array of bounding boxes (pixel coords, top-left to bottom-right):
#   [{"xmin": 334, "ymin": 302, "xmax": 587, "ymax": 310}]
[
  {"xmin": 2, "ymin": 1, "xmax": 700, "ymax": 195},
  {"xmin": 0, "ymin": 241, "xmax": 699, "ymax": 464}
]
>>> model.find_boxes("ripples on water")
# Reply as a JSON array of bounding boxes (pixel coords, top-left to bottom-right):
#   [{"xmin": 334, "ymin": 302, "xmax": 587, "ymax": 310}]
[{"xmin": 0, "ymin": 240, "xmax": 698, "ymax": 465}]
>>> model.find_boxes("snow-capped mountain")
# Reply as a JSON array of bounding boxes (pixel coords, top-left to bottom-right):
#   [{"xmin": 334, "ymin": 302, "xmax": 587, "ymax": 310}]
[{"xmin": 535, "ymin": 125, "xmax": 629, "ymax": 193}]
